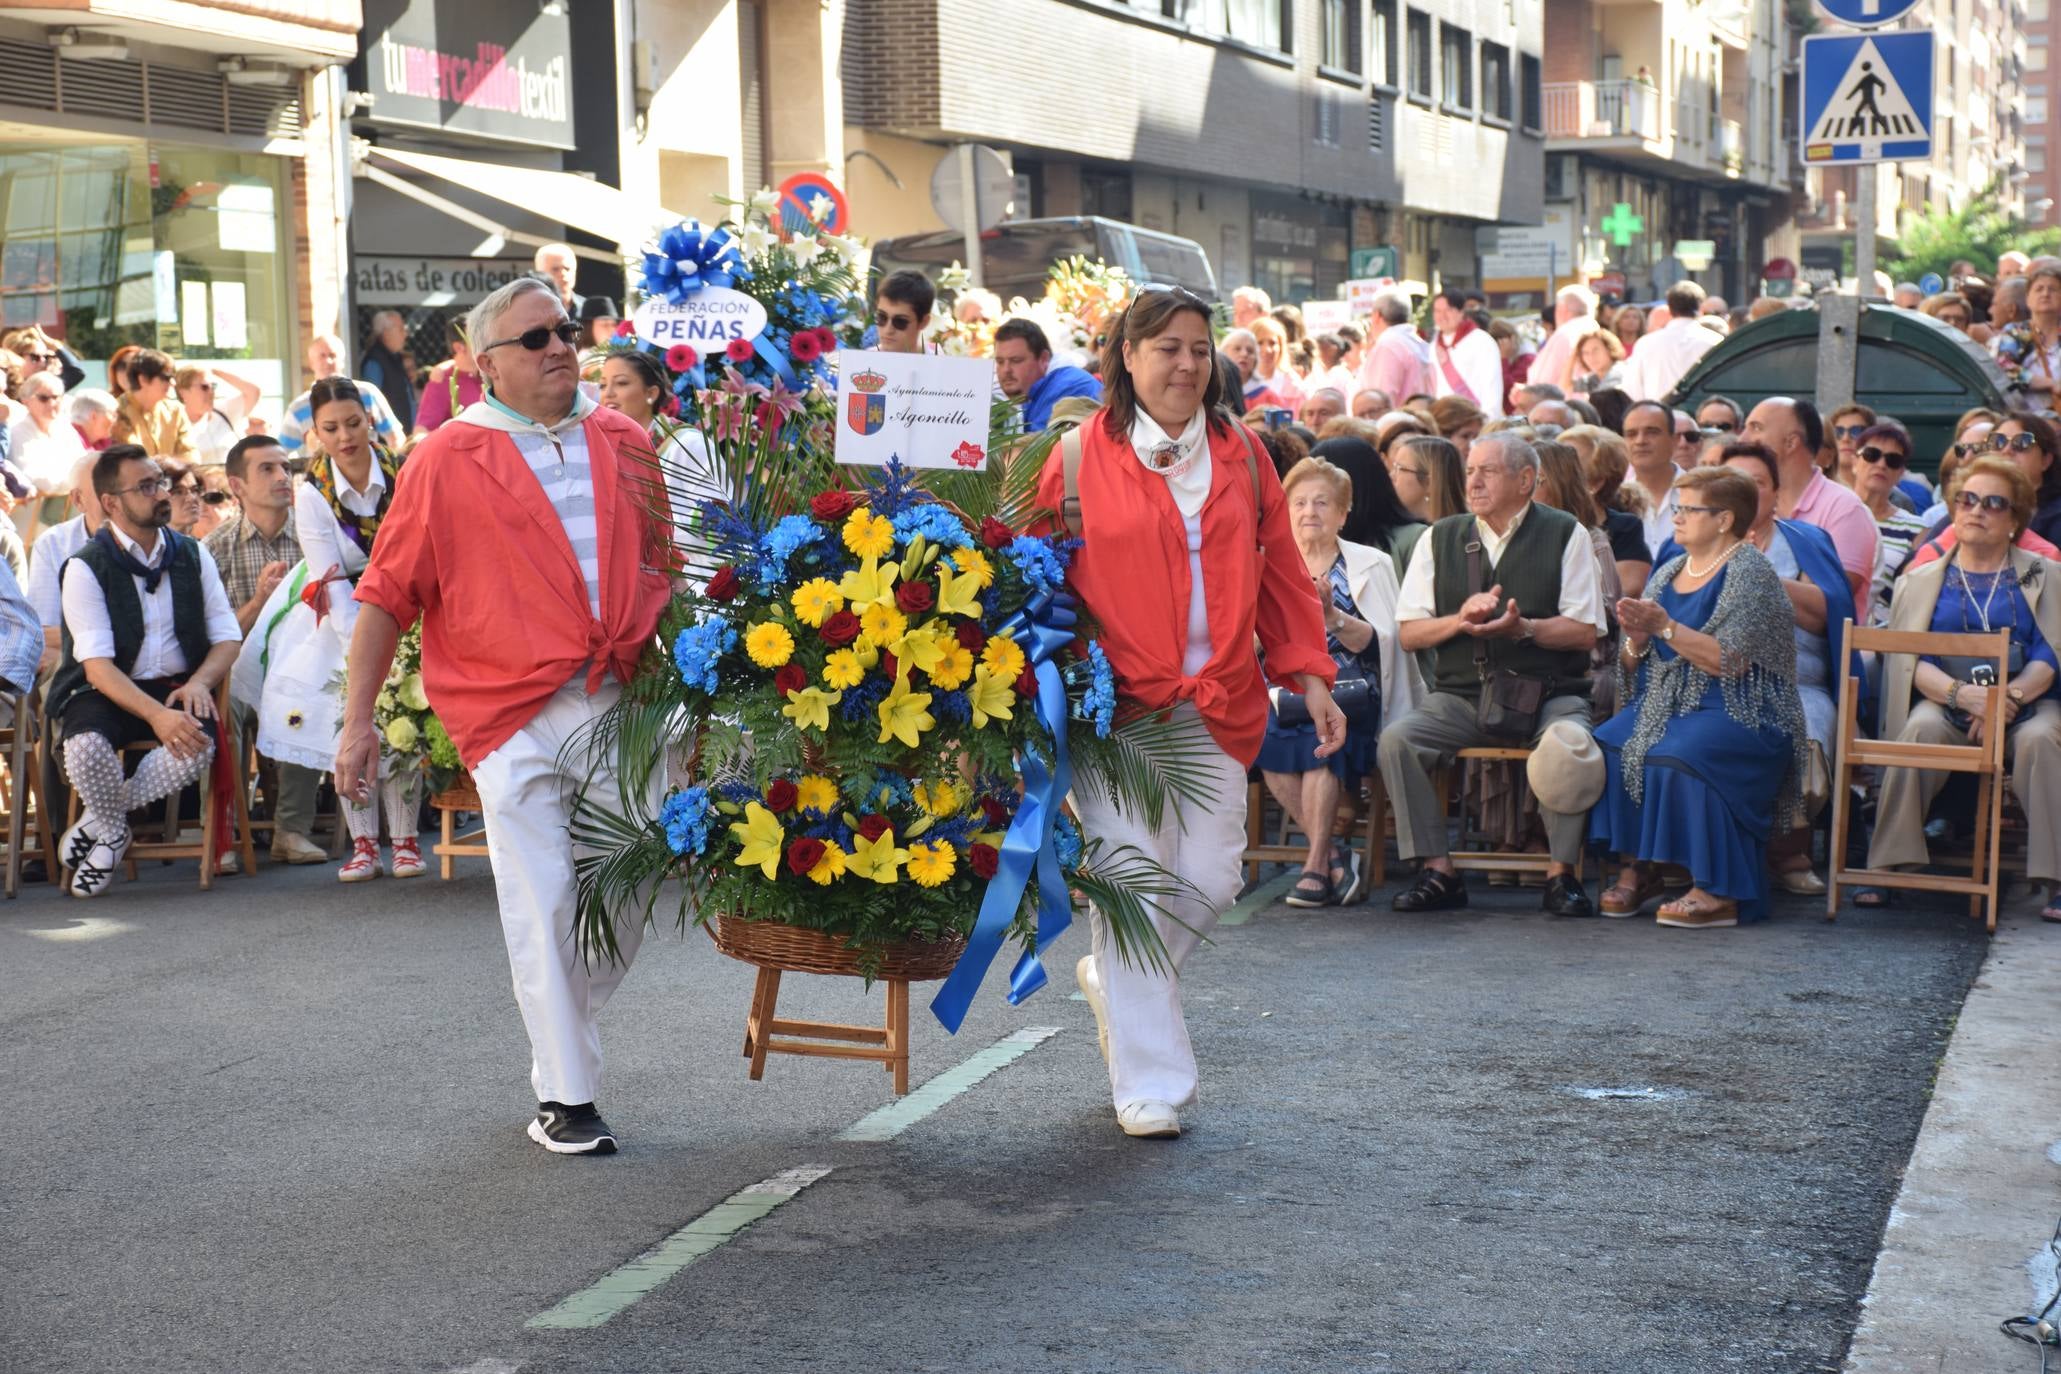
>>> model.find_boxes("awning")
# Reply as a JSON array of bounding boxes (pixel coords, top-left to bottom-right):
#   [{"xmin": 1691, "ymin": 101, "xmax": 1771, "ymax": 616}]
[{"xmin": 356, "ymin": 146, "xmax": 685, "ymax": 262}]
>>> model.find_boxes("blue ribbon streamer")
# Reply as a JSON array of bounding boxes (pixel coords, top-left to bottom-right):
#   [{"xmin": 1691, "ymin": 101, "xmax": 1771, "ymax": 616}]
[
  {"xmin": 930, "ymin": 590, "xmax": 1078, "ymax": 1033},
  {"xmin": 752, "ymin": 334, "xmax": 801, "ymax": 391}
]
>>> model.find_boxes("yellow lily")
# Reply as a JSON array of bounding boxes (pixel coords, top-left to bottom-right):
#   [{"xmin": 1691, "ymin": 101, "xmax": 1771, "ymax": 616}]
[
  {"xmin": 933, "ymin": 561, "xmax": 984, "ymax": 619},
  {"xmin": 837, "ymin": 552, "xmax": 900, "ymax": 611},
  {"xmin": 728, "ymin": 802, "xmax": 786, "ymax": 879},
  {"xmin": 781, "ymin": 685, "xmax": 841, "ymax": 732},
  {"xmin": 888, "ymin": 622, "xmax": 948, "ymax": 680},
  {"xmin": 967, "ymin": 665, "xmax": 1017, "ymax": 729},
  {"xmin": 877, "ymin": 678, "xmax": 937, "ymax": 747},
  {"xmin": 846, "ymin": 828, "xmax": 907, "ymax": 884}
]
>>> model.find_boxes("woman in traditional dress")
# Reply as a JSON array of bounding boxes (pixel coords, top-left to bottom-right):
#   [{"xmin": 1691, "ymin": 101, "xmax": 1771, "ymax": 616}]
[{"xmin": 1593, "ymin": 466, "xmax": 1809, "ymax": 929}]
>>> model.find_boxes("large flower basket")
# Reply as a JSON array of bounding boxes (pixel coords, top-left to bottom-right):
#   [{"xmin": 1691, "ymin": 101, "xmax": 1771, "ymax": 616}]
[
  {"xmin": 710, "ymin": 912, "xmax": 967, "ymax": 1094},
  {"xmin": 429, "ymin": 770, "xmax": 488, "ymax": 881}
]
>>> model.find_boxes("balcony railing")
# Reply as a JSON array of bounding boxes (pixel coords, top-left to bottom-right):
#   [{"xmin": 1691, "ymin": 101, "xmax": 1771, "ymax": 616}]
[{"xmin": 1541, "ymin": 79, "xmax": 1663, "ymax": 142}]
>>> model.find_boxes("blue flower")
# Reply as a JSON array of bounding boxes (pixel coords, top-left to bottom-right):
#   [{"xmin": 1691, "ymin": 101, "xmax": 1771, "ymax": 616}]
[
  {"xmin": 864, "ymin": 456, "xmax": 923, "ymax": 517},
  {"xmin": 933, "ymin": 688, "xmax": 970, "ymax": 724},
  {"xmin": 863, "ymin": 771, "xmax": 915, "ymax": 811},
  {"xmin": 715, "ymin": 780, "xmax": 759, "ymax": 805},
  {"xmin": 1006, "ymin": 535, "xmax": 1071, "ymax": 594},
  {"xmin": 756, "ymin": 514, "xmax": 825, "ymax": 589},
  {"xmin": 659, "ymin": 787, "xmax": 716, "ymax": 857},
  {"xmin": 840, "ymin": 675, "xmax": 892, "ymax": 723},
  {"xmin": 1053, "ymin": 815, "xmax": 1084, "ymax": 873},
  {"xmin": 672, "ymin": 617, "xmax": 736, "ymax": 694},
  {"xmin": 891, "ymin": 502, "xmax": 973, "ymax": 551},
  {"xmin": 1076, "ymin": 641, "xmax": 1117, "ymax": 739}
]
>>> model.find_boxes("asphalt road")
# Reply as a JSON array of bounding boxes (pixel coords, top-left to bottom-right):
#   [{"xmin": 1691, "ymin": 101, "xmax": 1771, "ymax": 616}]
[{"xmin": 3, "ymin": 856, "xmax": 1988, "ymax": 1374}]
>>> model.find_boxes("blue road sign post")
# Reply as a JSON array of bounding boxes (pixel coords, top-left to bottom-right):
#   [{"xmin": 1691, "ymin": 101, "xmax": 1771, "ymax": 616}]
[
  {"xmin": 1801, "ymin": 31, "xmax": 1934, "ymax": 166},
  {"xmin": 1811, "ymin": 0, "xmax": 1921, "ymax": 25}
]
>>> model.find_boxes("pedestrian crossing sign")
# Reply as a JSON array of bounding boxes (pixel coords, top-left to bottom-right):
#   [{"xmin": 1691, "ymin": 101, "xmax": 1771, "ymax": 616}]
[{"xmin": 1801, "ymin": 31, "xmax": 1933, "ymax": 165}]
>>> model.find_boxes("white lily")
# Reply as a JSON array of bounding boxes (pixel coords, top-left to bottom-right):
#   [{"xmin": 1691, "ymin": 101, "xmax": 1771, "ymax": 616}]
[
  {"xmin": 748, "ymin": 187, "xmax": 780, "ymax": 219},
  {"xmin": 789, "ymin": 233, "xmax": 824, "ymax": 268}
]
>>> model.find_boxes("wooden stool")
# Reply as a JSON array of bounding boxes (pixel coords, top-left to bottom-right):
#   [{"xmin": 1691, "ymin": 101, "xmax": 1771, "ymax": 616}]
[
  {"xmin": 1435, "ymin": 745, "xmax": 1578, "ymax": 879},
  {"xmin": 1242, "ymin": 773, "xmax": 1388, "ymax": 891},
  {"xmin": 741, "ymin": 968, "xmax": 912, "ymax": 1095},
  {"xmin": 430, "ymin": 774, "xmax": 490, "ymax": 879},
  {"xmin": 1, "ymin": 691, "xmax": 58, "ymax": 896}
]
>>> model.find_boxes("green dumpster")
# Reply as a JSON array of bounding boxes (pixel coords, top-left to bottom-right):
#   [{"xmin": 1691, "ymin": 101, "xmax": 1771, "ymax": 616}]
[{"xmin": 1668, "ymin": 298, "xmax": 2013, "ymax": 477}]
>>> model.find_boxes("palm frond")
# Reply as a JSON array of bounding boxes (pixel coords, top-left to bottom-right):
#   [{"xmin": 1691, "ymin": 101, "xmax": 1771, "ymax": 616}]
[
  {"xmin": 1067, "ymin": 839, "xmax": 1207, "ymax": 978},
  {"xmin": 1068, "ymin": 709, "xmax": 1219, "ymax": 832},
  {"xmin": 997, "ymin": 424, "xmax": 1067, "ymax": 530},
  {"xmin": 567, "ymin": 794, "xmax": 687, "ymax": 968}
]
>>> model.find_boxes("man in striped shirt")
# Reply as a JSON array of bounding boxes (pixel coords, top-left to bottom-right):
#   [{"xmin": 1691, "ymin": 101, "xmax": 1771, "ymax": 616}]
[{"xmin": 275, "ymin": 335, "xmax": 405, "ymax": 456}]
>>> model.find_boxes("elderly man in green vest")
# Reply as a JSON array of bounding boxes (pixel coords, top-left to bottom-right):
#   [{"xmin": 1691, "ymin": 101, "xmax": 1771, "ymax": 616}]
[
  {"xmin": 49, "ymin": 444, "xmax": 244, "ymax": 897},
  {"xmin": 1378, "ymin": 431, "xmax": 1608, "ymax": 917}
]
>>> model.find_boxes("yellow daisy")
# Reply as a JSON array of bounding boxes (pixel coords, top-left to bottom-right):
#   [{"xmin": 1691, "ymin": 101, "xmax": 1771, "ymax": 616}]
[
  {"xmin": 981, "ymin": 632, "xmax": 1027, "ymax": 681},
  {"xmin": 781, "ymin": 685, "xmax": 841, "ymax": 732},
  {"xmin": 967, "ymin": 665, "xmax": 1017, "ymax": 729},
  {"xmin": 846, "ymin": 828, "xmax": 907, "ymax": 884},
  {"xmin": 744, "ymin": 621, "xmax": 795, "ymax": 669},
  {"xmin": 860, "ymin": 603, "xmax": 908, "ymax": 648},
  {"xmin": 823, "ymin": 649, "xmax": 866, "ymax": 690},
  {"xmin": 914, "ymin": 779, "xmax": 961, "ymax": 817},
  {"xmin": 789, "ymin": 578, "xmax": 845, "ymax": 628},
  {"xmin": 806, "ymin": 841, "xmax": 849, "ymax": 886},
  {"xmin": 947, "ymin": 546, "xmax": 994, "ymax": 589},
  {"xmin": 842, "ymin": 509, "xmax": 895, "ymax": 559},
  {"xmin": 905, "ymin": 841, "xmax": 957, "ymax": 888},
  {"xmin": 877, "ymin": 678, "xmax": 937, "ymax": 748},
  {"xmin": 929, "ymin": 642, "xmax": 975, "ymax": 690},
  {"xmin": 795, "ymin": 774, "xmax": 840, "ymax": 814},
  {"xmin": 728, "ymin": 803, "xmax": 785, "ymax": 879}
]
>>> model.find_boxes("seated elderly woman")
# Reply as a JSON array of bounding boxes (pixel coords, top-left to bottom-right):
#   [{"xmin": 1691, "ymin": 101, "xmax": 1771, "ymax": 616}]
[
  {"xmin": 1260, "ymin": 456, "xmax": 1423, "ymax": 908},
  {"xmin": 1861, "ymin": 455, "xmax": 2061, "ymax": 920},
  {"xmin": 1593, "ymin": 467, "xmax": 1810, "ymax": 929}
]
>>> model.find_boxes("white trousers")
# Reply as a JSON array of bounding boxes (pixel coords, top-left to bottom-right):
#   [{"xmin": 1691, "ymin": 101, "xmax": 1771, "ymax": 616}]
[
  {"xmin": 470, "ymin": 680, "xmax": 649, "ymax": 1107},
  {"xmin": 1071, "ymin": 707, "xmax": 1249, "ymax": 1111}
]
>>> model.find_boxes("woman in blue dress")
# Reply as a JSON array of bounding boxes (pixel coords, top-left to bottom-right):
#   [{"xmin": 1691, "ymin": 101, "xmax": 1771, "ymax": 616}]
[{"xmin": 1593, "ymin": 466, "xmax": 1810, "ymax": 929}]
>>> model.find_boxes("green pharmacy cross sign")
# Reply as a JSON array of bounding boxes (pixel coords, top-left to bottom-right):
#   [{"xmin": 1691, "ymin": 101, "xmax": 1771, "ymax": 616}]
[{"xmin": 1602, "ymin": 202, "xmax": 1645, "ymax": 247}]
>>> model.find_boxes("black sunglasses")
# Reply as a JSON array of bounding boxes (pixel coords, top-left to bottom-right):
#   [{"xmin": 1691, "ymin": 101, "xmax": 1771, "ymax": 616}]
[
  {"xmin": 201, "ymin": 490, "xmax": 231, "ymax": 505},
  {"xmin": 1858, "ymin": 445, "xmax": 1908, "ymax": 469},
  {"xmin": 1957, "ymin": 491, "xmax": 2014, "ymax": 512},
  {"xmin": 480, "ymin": 320, "xmax": 578, "ymax": 353}
]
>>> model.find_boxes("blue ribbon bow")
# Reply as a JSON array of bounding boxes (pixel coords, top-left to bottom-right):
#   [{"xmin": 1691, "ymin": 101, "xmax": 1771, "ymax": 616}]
[
  {"xmin": 930, "ymin": 589, "xmax": 1079, "ymax": 1033},
  {"xmin": 641, "ymin": 220, "xmax": 747, "ymax": 307}
]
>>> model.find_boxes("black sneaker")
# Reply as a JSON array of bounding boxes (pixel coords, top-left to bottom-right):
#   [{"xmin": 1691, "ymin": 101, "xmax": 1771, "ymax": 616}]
[{"xmin": 527, "ymin": 1101, "xmax": 618, "ymax": 1155}]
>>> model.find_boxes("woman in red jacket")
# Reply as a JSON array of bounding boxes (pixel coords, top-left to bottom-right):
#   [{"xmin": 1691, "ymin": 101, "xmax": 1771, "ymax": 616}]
[{"xmin": 1036, "ymin": 287, "xmax": 1345, "ymax": 1140}]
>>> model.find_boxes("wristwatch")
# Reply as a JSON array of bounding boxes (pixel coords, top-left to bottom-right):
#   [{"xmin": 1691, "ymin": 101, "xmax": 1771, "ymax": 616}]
[
  {"xmin": 2010, "ymin": 686, "xmax": 2028, "ymax": 704},
  {"xmin": 1660, "ymin": 619, "xmax": 1677, "ymax": 644},
  {"xmin": 1516, "ymin": 617, "xmax": 1536, "ymax": 643}
]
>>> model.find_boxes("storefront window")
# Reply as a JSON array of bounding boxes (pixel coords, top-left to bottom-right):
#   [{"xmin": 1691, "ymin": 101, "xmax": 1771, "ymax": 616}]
[{"xmin": 0, "ymin": 140, "xmax": 290, "ymax": 385}]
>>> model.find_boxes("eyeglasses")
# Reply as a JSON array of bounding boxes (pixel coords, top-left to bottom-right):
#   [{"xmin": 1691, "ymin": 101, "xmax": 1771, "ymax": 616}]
[
  {"xmin": 873, "ymin": 309, "xmax": 916, "ymax": 332},
  {"xmin": 201, "ymin": 490, "xmax": 231, "ymax": 506},
  {"xmin": 21, "ymin": 352, "xmax": 55, "ymax": 364},
  {"xmin": 1941, "ymin": 314, "xmax": 1971, "ymax": 327},
  {"xmin": 1701, "ymin": 420, "xmax": 1736, "ymax": 433},
  {"xmin": 1985, "ymin": 432, "xmax": 2042, "ymax": 453},
  {"xmin": 1858, "ymin": 445, "xmax": 1908, "ymax": 469},
  {"xmin": 1673, "ymin": 503, "xmax": 1722, "ymax": 518},
  {"xmin": 1833, "ymin": 424, "xmax": 1870, "ymax": 440},
  {"xmin": 479, "ymin": 320, "xmax": 578, "ymax": 353},
  {"xmin": 119, "ymin": 477, "xmax": 173, "ymax": 496},
  {"xmin": 1391, "ymin": 465, "xmax": 1427, "ymax": 480},
  {"xmin": 1952, "ymin": 440, "xmax": 1988, "ymax": 457},
  {"xmin": 1957, "ymin": 491, "xmax": 2014, "ymax": 513}
]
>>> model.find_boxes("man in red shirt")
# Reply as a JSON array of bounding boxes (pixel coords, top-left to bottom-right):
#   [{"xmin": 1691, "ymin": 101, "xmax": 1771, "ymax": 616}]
[{"xmin": 336, "ymin": 278, "xmax": 673, "ymax": 1156}]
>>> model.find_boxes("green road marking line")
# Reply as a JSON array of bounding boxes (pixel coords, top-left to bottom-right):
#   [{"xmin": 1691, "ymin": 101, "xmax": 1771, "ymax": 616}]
[
  {"xmin": 526, "ymin": 1165, "xmax": 831, "ymax": 1330},
  {"xmin": 838, "ymin": 1026, "xmax": 1060, "ymax": 1143},
  {"xmin": 1219, "ymin": 871, "xmax": 1294, "ymax": 926}
]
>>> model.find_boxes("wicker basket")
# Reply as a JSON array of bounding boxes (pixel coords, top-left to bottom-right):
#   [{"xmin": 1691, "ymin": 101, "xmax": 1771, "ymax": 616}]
[
  {"xmin": 431, "ymin": 771, "xmax": 481, "ymax": 812},
  {"xmin": 711, "ymin": 911, "xmax": 967, "ymax": 982}
]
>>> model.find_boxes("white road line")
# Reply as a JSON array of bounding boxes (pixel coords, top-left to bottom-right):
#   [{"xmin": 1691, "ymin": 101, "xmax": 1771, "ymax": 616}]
[{"xmin": 838, "ymin": 1026, "xmax": 1061, "ymax": 1143}]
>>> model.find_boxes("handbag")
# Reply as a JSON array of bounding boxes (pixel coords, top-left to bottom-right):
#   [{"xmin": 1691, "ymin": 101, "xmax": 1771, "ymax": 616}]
[
  {"xmin": 1270, "ymin": 678, "xmax": 1378, "ymax": 728},
  {"xmin": 1940, "ymin": 644, "xmax": 2026, "ymax": 732},
  {"xmin": 1467, "ymin": 538, "xmax": 1546, "ymax": 739}
]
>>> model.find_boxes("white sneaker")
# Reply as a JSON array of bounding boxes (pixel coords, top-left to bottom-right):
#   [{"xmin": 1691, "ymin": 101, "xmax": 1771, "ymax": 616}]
[
  {"xmin": 57, "ymin": 816, "xmax": 98, "ymax": 871},
  {"xmin": 71, "ymin": 827, "xmax": 130, "ymax": 899},
  {"xmin": 1076, "ymin": 955, "xmax": 1111, "ymax": 1066},
  {"xmin": 1116, "ymin": 1100, "xmax": 1181, "ymax": 1138}
]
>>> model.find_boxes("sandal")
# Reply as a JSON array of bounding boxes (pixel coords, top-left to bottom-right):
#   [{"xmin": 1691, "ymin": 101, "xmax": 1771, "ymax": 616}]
[
  {"xmin": 1330, "ymin": 849, "xmax": 1366, "ymax": 906},
  {"xmin": 1600, "ymin": 867, "xmax": 1665, "ymax": 918},
  {"xmin": 1655, "ymin": 893, "xmax": 1739, "ymax": 929},
  {"xmin": 1852, "ymin": 887, "xmax": 1895, "ymax": 910},
  {"xmin": 1284, "ymin": 869, "xmax": 1335, "ymax": 908}
]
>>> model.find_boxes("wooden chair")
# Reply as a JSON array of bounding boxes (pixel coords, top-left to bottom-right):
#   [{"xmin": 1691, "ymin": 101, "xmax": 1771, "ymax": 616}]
[
  {"xmin": 431, "ymin": 773, "xmax": 490, "ymax": 879},
  {"xmin": 1437, "ymin": 745, "xmax": 1575, "ymax": 879},
  {"xmin": 1827, "ymin": 623, "xmax": 2010, "ymax": 931},
  {"xmin": 1240, "ymin": 772, "xmax": 1387, "ymax": 892},
  {"xmin": 59, "ymin": 681, "xmax": 257, "ymax": 893},
  {"xmin": 1, "ymin": 690, "xmax": 58, "ymax": 897}
]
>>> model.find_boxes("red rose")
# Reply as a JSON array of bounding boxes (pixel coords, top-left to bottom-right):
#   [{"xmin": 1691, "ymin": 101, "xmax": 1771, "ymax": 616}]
[
  {"xmin": 810, "ymin": 489, "xmax": 859, "ymax": 521},
  {"xmin": 1015, "ymin": 666, "xmax": 1038, "ymax": 696},
  {"xmin": 774, "ymin": 663, "xmax": 807, "ymax": 696},
  {"xmin": 954, "ymin": 621, "xmax": 986, "ymax": 653},
  {"xmin": 812, "ymin": 326, "xmax": 839, "ymax": 353},
  {"xmin": 979, "ymin": 797, "xmax": 1010, "ymax": 828},
  {"xmin": 894, "ymin": 581, "xmax": 934, "ymax": 614},
  {"xmin": 979, "ymin": 517, "xmax": 1014, "ymax": 549},
  {"xmin": 665, "ymin": 343, "xmax": 699, "ymax": 372},
  {"xmin": 725, "ymin": 337, "xmax": 757, "ymax": 364},
  {"xmin": 790, "ymin": 331, "xmax": 822, "ymax": 363},
  {"xmin": 856, "ymin": 814, "xmax": 891, "ymax": 843},
  {"xmin": 819, "ymin": 609, "xmax": 861, "ymax": 646},
  {"xmin": 706, "ymin": 566, "xmax": 741, "ymax": 602},
  {"xmin": 879, "ymin": 650, "xmax": 900, "ymax": 682},
  {"xmin": 968, "ymin": 842, "xmax": 1000, "ymax": 879},
  {"xmin": 766, "ymin": 779, "xmax": 799, "ymax": 813},
  {"xmin": 614, "ymin": 319, "xmax": 636, "ymax": 339},
  {"xmin": 787, "ymin": 837, "xmax": 826, "ymax": 876}
]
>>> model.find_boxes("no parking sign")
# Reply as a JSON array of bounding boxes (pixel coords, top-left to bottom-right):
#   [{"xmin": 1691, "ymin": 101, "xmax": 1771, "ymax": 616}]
[{"xmin": 776, "ymin": 172, "xmax": 850, "ymax": 237}]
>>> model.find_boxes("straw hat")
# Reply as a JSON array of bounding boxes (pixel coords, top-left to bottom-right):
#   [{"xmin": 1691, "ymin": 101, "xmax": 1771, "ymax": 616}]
[{"xmin": 1525, "ymin": 719, "xmax": 1606, "ymax": 815}]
